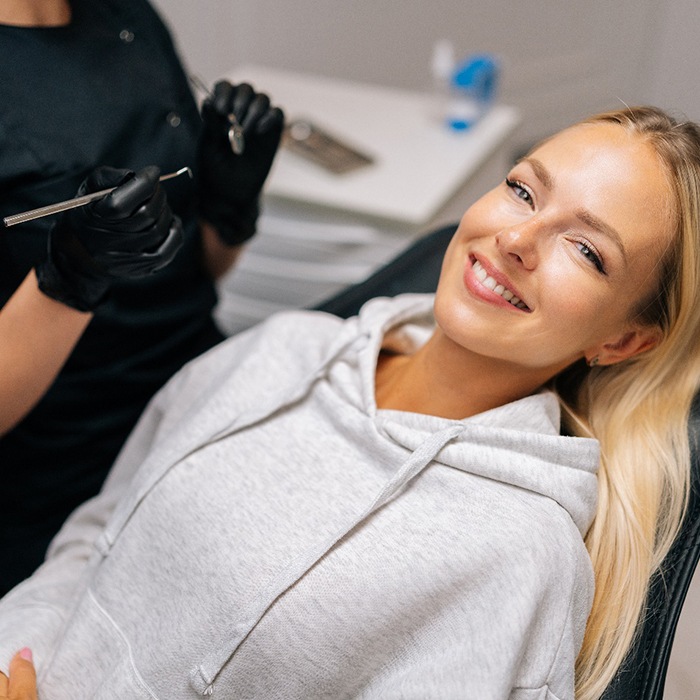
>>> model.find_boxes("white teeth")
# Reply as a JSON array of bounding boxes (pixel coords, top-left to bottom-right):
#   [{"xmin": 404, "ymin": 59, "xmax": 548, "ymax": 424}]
[{"xmin": 472, "ymin": 260, "xmax": 528, "ymax": 310}]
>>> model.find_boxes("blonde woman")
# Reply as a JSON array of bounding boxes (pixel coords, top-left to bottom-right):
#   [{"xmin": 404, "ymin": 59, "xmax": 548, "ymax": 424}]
[{"xmin": 0, "ymin": 106, "xmax": 698, "ymax": 700}]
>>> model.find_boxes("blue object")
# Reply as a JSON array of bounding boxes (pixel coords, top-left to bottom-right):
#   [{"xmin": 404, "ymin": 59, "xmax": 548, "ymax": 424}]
[{"xmin": 447, "ymin": 54, "xmax": 499, "ymax": 131}]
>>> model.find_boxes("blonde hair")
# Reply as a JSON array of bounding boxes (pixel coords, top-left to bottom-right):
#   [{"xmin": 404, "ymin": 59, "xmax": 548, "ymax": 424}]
[{"xmin": 550, "ymin": 107, "xmax": 700, "ymax": 699}]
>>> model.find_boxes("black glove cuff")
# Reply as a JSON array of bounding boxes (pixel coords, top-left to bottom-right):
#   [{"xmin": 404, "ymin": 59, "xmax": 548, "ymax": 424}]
[
  {"xmin": 199, "ymin": 197, "xmax": 260, "ymax": 247},
  {"xmin": 36, "ymin": 230, "xmax": 111, "ymax": 312}
]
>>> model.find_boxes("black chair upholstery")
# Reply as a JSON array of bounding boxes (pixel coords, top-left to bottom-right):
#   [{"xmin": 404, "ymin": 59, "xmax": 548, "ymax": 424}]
[
  {"xmin": 316, "ymin": 222, "xmax": 700, "ymax": 699},
  {"xmin": 316, "ymin": 223, "xmax": 457, "ymax": 319}
]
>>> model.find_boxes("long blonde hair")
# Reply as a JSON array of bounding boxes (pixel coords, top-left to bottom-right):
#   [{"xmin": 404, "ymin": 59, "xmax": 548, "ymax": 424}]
[{"xmin": 550, "ymin": 107, "xmax": 700, "ymax": 699}]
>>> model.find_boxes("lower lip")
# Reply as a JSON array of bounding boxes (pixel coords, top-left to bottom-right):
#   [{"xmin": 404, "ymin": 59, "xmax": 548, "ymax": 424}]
[{"xmin": 463, "ymin": 257, "xmax": 526, "ymax": 312}]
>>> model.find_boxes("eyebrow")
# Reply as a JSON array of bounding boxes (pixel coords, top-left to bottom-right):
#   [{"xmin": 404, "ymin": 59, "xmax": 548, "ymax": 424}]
[
  {"xmin": 520, "ymin": 156, "xmax": 628, "ymax": 261},
  {"xmin": 520, "ymin": 156, "xmax": 555, "ymax": 191},
  {"xmin": 574, "ymin": 209, "xmax": 627, "ymax": 262}
]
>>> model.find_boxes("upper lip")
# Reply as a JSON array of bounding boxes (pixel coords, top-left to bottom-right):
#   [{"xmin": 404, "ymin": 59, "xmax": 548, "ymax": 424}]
[{"xmin": 470, "ymin": 254, "xmax": 532, "ymax": 311}]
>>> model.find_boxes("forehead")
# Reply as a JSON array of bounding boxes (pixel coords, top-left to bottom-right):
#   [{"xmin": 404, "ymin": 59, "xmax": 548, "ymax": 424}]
[
  {"xmin": 530, "ymin": 122, "xmax": 670, "ymax": 196},
  {"xmin": 528, "ymin": 122, "xmax": 675, "ymax": 255}
]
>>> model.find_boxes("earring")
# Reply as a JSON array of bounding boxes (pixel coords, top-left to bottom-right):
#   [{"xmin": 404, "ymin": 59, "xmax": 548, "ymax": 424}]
[{"xmin": 587, "ymin": 355, "xmax": 600, "ymax": 368}]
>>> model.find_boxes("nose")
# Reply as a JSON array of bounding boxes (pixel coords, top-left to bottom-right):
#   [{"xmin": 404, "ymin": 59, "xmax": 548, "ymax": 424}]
[{"xmin": 495, "ymin": 218, "xmax": 541, "ymax": 270}]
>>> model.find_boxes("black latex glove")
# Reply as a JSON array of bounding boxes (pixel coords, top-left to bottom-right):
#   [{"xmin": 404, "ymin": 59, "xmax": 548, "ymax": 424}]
[
  {"xmin": 36, "ymin": 165, "xmax": 183, "ymax": 311},
  {"xmin": 198, "ymin": 80, "xmax": 284, "ymax": 246}
]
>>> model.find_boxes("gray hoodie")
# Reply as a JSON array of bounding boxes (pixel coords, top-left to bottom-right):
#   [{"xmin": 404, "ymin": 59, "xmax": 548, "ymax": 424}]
[{"xmin": 0, "ymin": 294, "xmax": 599, "ymax": 700}]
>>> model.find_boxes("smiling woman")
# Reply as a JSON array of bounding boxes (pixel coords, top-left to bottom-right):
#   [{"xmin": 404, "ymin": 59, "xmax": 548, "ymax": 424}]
[
  {"xmin": 432, "ymin": 119, "xmax": 671, "ymax": 402},
  {"xmin": 427, "ymin": 111, "xmax": 692, "ymax": 697},
  {"xmin": 1, "ymin": 106, "xmax": 700, "ymax": 700}
]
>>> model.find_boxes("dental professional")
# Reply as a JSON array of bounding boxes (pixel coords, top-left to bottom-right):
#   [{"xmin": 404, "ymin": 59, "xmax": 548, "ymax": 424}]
[
  {"xmin": 0, "ymin": 0, "xmax": 284, "ymax": 594},
  {"xmin": 2, "ymin": 105, "xmax": 699, "ymax": 700}
]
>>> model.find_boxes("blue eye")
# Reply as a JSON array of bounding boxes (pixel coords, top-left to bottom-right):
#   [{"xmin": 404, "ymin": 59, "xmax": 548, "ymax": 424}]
[
  {"xmin": 505, "ymin": 178, "xmax": 533, "ymax": 206},
  {"xmin": 576, "ymin": 240, "xmax": 605, "ymax": 274}
]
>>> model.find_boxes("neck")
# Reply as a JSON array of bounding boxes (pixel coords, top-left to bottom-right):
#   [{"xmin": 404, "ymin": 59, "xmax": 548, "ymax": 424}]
[
  {"xmin": 0, "ymin": 0, "xmax": 71, "ymax": 27},
  {"xmin": 375, "ymin": 329, "xmax": 561, "ymax": 420}
]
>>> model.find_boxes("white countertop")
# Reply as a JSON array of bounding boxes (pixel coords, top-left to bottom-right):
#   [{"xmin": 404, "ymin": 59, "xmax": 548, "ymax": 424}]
[{"xmin": 226, "ymin": 65, "xmax": 520, "ymax": 227}]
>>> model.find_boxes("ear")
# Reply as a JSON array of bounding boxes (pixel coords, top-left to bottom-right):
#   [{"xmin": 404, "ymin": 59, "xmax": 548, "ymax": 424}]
[{"xmin": 592, "ymin": 324, "xmax": 662, "ymax": 366}]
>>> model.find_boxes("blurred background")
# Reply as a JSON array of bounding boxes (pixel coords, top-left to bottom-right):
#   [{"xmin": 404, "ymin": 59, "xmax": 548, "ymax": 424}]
[
  {"xmin": 150, "ymin": 2, "xmax": 700, "ymax": 696},
  {"xmin": 152, "ymin": 0, "xmax": 700, "ymax": 160}
]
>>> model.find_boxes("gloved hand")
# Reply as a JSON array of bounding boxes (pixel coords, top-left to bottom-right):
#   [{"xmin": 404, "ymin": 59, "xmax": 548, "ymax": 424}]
[
  {"xmin": 36, "ymin": 165, "xmax": 183, "ymax": 311},
  {"xmin": 197, "ymin": 80, "xmax": 284, "ymax": 246}
]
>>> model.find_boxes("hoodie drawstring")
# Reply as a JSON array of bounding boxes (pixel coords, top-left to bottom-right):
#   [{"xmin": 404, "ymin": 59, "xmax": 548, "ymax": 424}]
[{"xmin": 189, "ymin": 423, "xmax": 465, "ymax": 696}]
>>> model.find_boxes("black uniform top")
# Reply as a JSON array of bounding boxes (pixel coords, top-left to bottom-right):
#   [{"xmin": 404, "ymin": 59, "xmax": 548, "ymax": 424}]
[{"xmin": 0, "ymin": 0, "xmax": 224, "ymax": 591}]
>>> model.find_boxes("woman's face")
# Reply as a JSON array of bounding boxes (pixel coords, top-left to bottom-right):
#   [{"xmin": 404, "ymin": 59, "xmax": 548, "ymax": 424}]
[{"xmin": 434, "ymin": 122, "xmax": 674, "ymax": 376}]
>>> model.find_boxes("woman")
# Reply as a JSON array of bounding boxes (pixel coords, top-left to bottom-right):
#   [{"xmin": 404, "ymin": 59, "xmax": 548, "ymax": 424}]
[
  {"xmin": 0, "ymin": 106, "xmax": 697, "ymax": 700},
  {"xmin": 0, "ymin": 0, "xmax": 284, "ymax": 593}
]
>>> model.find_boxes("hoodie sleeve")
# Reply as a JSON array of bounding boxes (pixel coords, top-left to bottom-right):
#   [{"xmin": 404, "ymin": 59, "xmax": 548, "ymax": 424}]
[
  {"xmin": 0, "ymin": 367, "xmax": 182, "ymax": 674},
  {"xmin": 0, "ymin": 320, "xmax": 276, "ymax": 674}
]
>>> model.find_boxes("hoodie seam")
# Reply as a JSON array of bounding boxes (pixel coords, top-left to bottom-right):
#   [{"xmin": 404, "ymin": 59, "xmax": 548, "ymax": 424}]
[{"xmin": 87, "ymin": 588, "xmax": 161, "ymax": 699}]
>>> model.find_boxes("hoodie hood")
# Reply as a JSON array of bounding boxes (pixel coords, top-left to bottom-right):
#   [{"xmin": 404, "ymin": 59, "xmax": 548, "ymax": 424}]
[
  {"xmin": 355, "ymin": 294, "xmax": 599, "ymax": 536},
  {"xmin": 377, "ymin": 397, "xmax": 598, "ymax": 537}
]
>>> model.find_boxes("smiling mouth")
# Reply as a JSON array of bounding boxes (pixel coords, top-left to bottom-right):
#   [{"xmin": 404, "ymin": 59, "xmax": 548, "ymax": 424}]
[{"xmin": 472, "ymin": 259, "xmax": 531, "ymax": 311}]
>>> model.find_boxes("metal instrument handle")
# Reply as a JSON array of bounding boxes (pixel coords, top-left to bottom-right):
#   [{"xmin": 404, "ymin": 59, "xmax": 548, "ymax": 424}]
[{"xmin": 3, "ymin": 167, "xmax": 192, "ymax": 228}]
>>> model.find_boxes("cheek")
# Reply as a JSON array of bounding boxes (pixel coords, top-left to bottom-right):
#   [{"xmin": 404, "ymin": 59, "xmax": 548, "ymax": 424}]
[
  {"xmin": 456, "ymin": 192, "xmax": 506, "ymax": 239},
  {"xmin": 539, "ymin": 262, "xmax": 628, "ymax": 342}
]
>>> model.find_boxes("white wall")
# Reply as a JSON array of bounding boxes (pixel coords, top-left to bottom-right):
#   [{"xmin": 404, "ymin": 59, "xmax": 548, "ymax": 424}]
[
  {"xmin": 152, "ymin": 0, "xmax": 674, "ymax": 154},
  {"xmin": 642, "ymin": 0, "xmax": 700, "ymax": 123},
  {"xmin": 152, "ymin": 0, "xmax": 700, "ymax": 126}
]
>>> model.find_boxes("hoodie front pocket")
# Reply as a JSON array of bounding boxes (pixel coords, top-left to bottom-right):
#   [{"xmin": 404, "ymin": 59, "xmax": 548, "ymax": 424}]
[{"xmin": 40, "ymin": 588, "xmax": 160, "ymax": 700}]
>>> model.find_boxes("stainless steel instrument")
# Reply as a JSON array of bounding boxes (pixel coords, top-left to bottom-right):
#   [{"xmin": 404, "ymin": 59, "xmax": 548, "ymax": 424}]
[
  {"xmin": 190, "ymin": 74, "xmax": 245, "ymax": 155},
  {"xmin": 3, "ymin": 167, "xmax": 192, "ymax": 228}
]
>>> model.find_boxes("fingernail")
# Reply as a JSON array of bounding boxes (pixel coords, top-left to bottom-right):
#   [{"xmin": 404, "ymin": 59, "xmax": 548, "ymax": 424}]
[{"xmin": 18, "ymin": 647, "xmax": 33, "ymax": 662}]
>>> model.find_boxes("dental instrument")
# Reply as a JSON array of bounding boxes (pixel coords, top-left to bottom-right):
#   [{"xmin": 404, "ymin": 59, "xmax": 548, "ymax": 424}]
[
  {"xmin": 3, "ymin": 167, "xmax": 192, "ymax": 228},
  {"xmin": 189, "ymin": 75, "xmax": 245, "ymax": 156}
]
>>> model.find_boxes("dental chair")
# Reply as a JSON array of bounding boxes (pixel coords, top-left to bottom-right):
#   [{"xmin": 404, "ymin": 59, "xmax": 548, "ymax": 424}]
[{"xmin": 316, "ymin": 222, "xmax": 700, "ymax": 700}]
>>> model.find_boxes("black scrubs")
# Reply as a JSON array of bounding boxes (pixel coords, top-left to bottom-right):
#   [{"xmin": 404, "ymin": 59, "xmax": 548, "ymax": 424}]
[{"xmin": 0, "ymin": 0, "xmax": 225, "ymax": 593}]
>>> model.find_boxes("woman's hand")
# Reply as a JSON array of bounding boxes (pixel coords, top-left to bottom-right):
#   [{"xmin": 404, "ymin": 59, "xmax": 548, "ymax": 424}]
[{"xmin": 0, "ymin": 649, "xmax": 37, "ymax": 700}]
